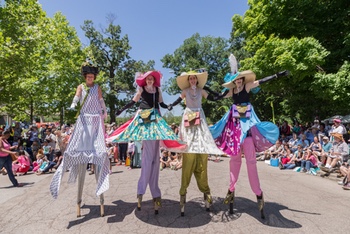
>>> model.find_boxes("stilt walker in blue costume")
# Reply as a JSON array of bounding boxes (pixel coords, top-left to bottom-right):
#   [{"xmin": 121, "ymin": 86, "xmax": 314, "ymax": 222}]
[
  {"xmin": 210, "ymin": 54, "xmax": 289, "ymax": 218},
  {"xmin": 107, "ymin": 71, "xmax": 186, "ymax": 214},
  {"xmin": 50, "ymin": 62, "xmax": 110, "ymax": 217}
]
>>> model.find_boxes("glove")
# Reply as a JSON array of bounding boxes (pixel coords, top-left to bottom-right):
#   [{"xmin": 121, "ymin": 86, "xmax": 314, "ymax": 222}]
[
  {"xmin": 258, "ymin": 70, "xmax": 290, "ymax": 85},
  {"xmin": 99, "ymin": 98, "xmax": 108, "ymax": 119},
  {"xmin": 70, "ymin": 96, "xmax": 80, "ymax": 110},
  {"xmin": 159, "ymin": 102, "xmax": 168, "ymax": 109},
  {"xmin": 277, "ymin": 70, "xmax": 290, "ymax": 77},
  {"xmin": 115, "ymin": 100, "xmax": 135, "ymax": 116},
  {"xmin": 207, "ymin": 89, "xmax": 229, "ymax": 101},
  {"xmin": 170, "ymin": 97, "xmax": 183, "ymax": 107},
  {"xmin": 168, "ymin": 104, "xmax": 173, "ymax": 111},
  {"xmin": 203, "ymin": 85, "xmax": 220, "ymax": 96}
]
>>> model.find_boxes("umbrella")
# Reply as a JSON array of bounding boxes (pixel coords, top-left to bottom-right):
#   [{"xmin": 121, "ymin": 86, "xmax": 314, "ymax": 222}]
[
  {"xmin": 322, "ymin": 115, "xmax": 343, "ymax": 123},
  {"xmin": 340, "ymin": 114, "xmax": 350, "ymax": 124}
]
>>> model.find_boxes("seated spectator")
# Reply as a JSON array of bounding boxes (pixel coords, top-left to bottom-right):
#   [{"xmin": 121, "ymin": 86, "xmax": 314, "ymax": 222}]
[
  {"xmin": 32, "ymin": 150, "xmax": 47, "ymax": 173},
  {"xmin": 308, "ymin": 136, "xmax": 322, "ymax": 159},
  {"xmin": 292, "ymin": 121, "xmax": 301, "ymax": 135},
  {"xmin": 318, "ymin": 123, "xmax": 327, "ymax": 144},
  {"xmin": 288, "ymin": 133, "xmax": 299, "ymax": 153},
  {"xmin": 338, "ymin": 162, "xmax": 349, "ymax": 186},
  {"xmin": 280, "ymin": 145, "xmax": 303, "ymax": 170},
  {"xmin": 300, "ymin": 149, "xmax": 318, "ymax": 173},
  {"xmin": 169, "ymin": 153, "xmax": 182, "ymax": 170},
  {"xmin": 319, "ymin": 136, "xmax": 332, "ymax": 165},
  {"xmin": 37, "ymin": 151, "xmax": 63, "ymax": 175},
  {"xmin": 297, "ymin": 134, "xmax": 309, "ymax": 150},
  {"xmin": 11, "ymin": 150, "xmax": 31, "ymax": 176},
  {"xmin": 279, "ymin": 144, "xmax": 293, "ymax": 169},
  {"xmin": 42, "ymin": 140, "xmax": 52, "ymax": 160},
  {"xmin": 321, "ymin": 132, "xmax": 349, "ymax": 173},
  {"xmin": 256, "ymin": 140, "xmax": 283, "ymax": 161},
  {"xmin": 160, "ymin": 150, "xmax": 170, "ymax": 170}
]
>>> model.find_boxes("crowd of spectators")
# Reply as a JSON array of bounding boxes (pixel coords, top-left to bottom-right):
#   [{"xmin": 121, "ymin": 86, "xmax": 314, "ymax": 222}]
[{"xmin": 259, "ymin": 118, "xmax": 350, "ymax": 190}]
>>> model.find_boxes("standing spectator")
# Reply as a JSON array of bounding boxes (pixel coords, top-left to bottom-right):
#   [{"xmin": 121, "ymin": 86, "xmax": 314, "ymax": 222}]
[
  {"xmin": 118, "ymin": 142, "xmax": 128, "ymax": 165},
  {"xmin": 127, "ymin": 141, "xmax": 135, "ymax": 169},
  {"xmin": 45, "ymin": 129, "xmax": 56, "ymax": 161},
  {"xmin": 0, "ymin": 130, "xmax": 23, "ymax": 187},
  {"xmin": 13, "ymin": 122, "xmax": 23, "ymax": 142},
  {"xmin": 171, "ymin": 123, "xmax": 179, "ymax": 135}
]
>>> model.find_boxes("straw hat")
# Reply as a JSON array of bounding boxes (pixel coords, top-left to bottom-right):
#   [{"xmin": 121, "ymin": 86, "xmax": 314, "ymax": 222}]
[
  {"xmin": 222, "ymin": 70, "xmax": 256, "ymax": 89},
  {"xmin": 135, "ymin": 71, "xmax": 162, "ymax": 87},
  {"xmin": 330, "ymin": 132, "xmax": 343, "ymax": 139},
  {"xmin": 176, "ymin": 71, "xmax": 208, "ymax": 90}
]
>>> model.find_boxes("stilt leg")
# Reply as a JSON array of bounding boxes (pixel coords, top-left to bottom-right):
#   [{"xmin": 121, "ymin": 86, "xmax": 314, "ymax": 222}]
[
  {"xmin": 94, "ymin": 164, "xmax": 105, "ymax": 217},
  {"xmin": 204, "ymin": 193, "xmax": 212, "ymax": 212},
  {"xmin": 153, "ymin": 197, "xmax": 162, "ymax": 215},
  {"xmin": 137, "ymin": 194, "xmax": 142, "ymax": 211},
  {"xmin": 257, "ymin": 192, "xmax": 265, "ymax": 219},
  {"xmin": 223, "ymin": 190, "xmax": 235, "ymax": 214},
  {"xmin": 77, "ymin": 164, "xmax": 87, "ymax": 218},
  {"xmin": 180, "ymin": 195, "xmax": 186, "ymax": 216}
]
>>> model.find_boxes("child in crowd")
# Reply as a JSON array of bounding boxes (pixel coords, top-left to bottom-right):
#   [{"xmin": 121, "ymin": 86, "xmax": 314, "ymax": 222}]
[
  {"xmin": 169, "ymin": 153, "xmax": 182, "ymax": 171},
  {"xmin": 12, "ymin": 150, "xmax": 31, "ymax": 176},
  {"xmin": 32, "ymin": 150, "xmax": 47, "ymax": 173},
  {"xmin": 42, "ymin": 140, "xmax": 52, "ymax": 160},
  {"xmin": 160, "ymin": 150, "xmax": 170, "ymax": 171},
  {"xmin": 107, "ymin": 143, "xmax": 114, "ymax": 174}
]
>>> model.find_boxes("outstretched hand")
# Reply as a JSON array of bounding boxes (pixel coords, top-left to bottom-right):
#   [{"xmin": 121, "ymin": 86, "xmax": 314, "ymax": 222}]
[
  {"xmin": 115, "ymin": 110, "xmax": 122, "ymax": 116},
  {"xmin": 277, "ymin": 70, "xmax": 290, "ymax": 77}
]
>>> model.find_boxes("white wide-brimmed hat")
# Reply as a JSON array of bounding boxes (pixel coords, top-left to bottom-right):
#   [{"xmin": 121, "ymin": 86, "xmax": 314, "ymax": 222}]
[{"xmin": 176, "ymin": 71, "xmax": 208, "ymax": 90}]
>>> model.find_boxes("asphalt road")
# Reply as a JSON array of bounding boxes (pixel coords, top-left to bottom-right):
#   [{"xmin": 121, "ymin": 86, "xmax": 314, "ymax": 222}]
[{"xmin": 0, "ymin": 157, "xmax": 348, "ymax": 234}]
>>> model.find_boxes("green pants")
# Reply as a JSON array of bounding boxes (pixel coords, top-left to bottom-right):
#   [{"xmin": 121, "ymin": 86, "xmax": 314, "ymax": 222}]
[{"xmin": 179, "ymin": 153, "xmax": 210, "ymax": 196}]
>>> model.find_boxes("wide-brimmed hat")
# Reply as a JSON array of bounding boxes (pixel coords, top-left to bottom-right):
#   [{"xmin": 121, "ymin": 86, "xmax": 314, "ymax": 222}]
[
  {"xmin": 136, "ymin": 71, "xmax": 162, "ymax": 87},
  {"xmin": 176, "ymin": 71, "xmax": 208, "ymax": 90},
  {"xmin": 333, "ymin": 118, "xmax": 341, "ymax": 123},
  {"xmin": 222, "ymin": 70, "xmax": 256, "ymax": 89},
  {"xmin": 331, "ymin": 132, "xmax": 343, "ymax": 139}
]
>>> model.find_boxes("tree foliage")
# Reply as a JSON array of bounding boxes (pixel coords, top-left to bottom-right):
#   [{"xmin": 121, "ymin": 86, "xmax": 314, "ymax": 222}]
[
  {"xmin": 81, "ymin": 18, "xmax": 155, "ymax": 123},
  {"xmin": 161, "ymin": 33, "xmax": 231, "ymax": 122},
  {"xmin": 231, "ymin": 0, "xmax": 350, "ymax": 122}
]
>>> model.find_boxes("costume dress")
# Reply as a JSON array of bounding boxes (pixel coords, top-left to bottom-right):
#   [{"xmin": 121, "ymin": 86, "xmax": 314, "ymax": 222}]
[
  {"xmin": 107, "ymin": 87, "xmax": 185, "ymax": 198},
  {"xmin": 210, "ymin": 85, "xmax": 279, "ymax": 195},
  {"xmin": 50, "ymin": 84, "xmax": 109, "ymax": 198},
  {"xmin": 167, "ymin": 87, "xmax": 224, "ymax": 196}
]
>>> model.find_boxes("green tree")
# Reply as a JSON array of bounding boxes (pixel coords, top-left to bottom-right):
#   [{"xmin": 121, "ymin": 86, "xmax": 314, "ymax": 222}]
[
  {"xmin": 230, "ymin": 0, "xmax": 348, "ymax": 122},
  {"xmin": 161, "ymin": 33, "xmax": 231, "ymax": 122},
  {"xmin": 81, "ymin": 17, "xmax": 154, "ymax": 123}
]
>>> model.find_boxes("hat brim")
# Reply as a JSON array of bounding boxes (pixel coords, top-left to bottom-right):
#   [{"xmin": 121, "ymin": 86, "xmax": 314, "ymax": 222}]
[
  {"xmin": 222, "ymin": 70, "xmax": 256, "ymax": 89},
  {"xmin": 136, "ymin": 71, "xmax": 162, "ymax": 87},
  {"xmin": 176, "ymin": 72, "xmax": 208, "ymax": 90}
]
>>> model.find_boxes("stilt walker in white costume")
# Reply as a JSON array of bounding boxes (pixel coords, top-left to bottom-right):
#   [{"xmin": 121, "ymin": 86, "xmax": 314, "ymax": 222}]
[
  {"xmin": 167, "ymin": 70, "xmax": 227, "ymax": 216},
  {"xmin": 50, "ymin": 62, "xmax": 110, "ymax": 217}
]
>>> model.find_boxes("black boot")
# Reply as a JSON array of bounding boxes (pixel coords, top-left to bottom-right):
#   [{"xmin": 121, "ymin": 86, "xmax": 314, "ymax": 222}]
[
  {"xmin": 223, "ymin": 190, "xmax": 235, "ymax": 214},
  {"xmin": 257, "ymin": 192, "xmax": 265, "ymax": 219}
]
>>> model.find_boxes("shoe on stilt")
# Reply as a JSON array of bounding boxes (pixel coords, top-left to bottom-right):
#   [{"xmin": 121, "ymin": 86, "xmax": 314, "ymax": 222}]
[
  {"xmin": 204, "ymin": 193, "xmax": 212, "ymax": 212},
  {"xmin": 257, "ymin": 192, "xmax": 265, "ymax": 219},
  {"xmin": 153, "ymin": 197, "xmax": 162, "ymax": 215},
  {"xmin": 223, "ymin": 190, "xmax": 235, "ymax": 214},
  {"xmin": 137, "ymin": 194, "xmax": 143, "ymax": 211},
  {"xmin": 180, "ymin": 195, "xmax": 186, "ymax": 216}
]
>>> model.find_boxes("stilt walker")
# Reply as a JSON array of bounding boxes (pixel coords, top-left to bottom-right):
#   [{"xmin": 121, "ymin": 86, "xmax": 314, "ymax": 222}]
[
  {"xmin": 107, "ymin": 71, "xmax": 186, "ymax": 214},
  {"xmin": 210, "ymin": 54, "xmax": 288, "ymax": 218},
  {"xmin": 167, "ymin": 70, "xmax": 226, "ymax": 216},
  {"xmin": 50, "ymin": 62, "xmax": 110, "ymax": 217}
]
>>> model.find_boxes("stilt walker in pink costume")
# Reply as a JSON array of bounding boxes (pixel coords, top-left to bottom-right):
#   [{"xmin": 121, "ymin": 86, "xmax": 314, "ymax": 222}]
[
  {"xmin": 107, "ymin": 71, "xmax": 186, "ymax": 214},
  {"xmin": 210, "ymin": 54, "xmax": 289, "ymax": 218}
]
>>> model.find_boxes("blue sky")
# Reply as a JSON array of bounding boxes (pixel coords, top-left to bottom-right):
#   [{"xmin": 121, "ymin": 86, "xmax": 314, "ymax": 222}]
[{"xmin": 39, "ymin": 0, "xmax": 248, "ymax": 116}]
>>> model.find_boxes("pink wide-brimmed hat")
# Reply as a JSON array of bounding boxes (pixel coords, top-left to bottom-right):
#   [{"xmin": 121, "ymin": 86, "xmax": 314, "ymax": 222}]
[{"xmin": 135, "ymin": 71, "xmax": 162, "ymax": 87}]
